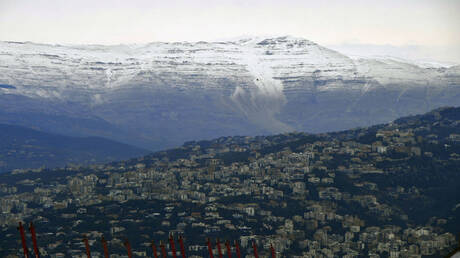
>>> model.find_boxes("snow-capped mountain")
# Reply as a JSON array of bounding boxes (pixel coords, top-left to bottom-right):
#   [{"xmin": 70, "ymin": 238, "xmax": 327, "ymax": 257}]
[{"xmin": 1, "ymin": 36, "xmax": 459, "ymax": 149}]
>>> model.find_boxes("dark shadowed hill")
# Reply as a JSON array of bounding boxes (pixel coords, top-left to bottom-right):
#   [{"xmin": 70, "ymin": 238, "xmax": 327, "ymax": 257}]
[{"xmin": 0, "ymin": 124, "xmax": 149, "ymax": 173}]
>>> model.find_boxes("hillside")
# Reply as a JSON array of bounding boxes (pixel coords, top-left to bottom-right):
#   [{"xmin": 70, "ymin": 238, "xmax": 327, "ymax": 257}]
[
  {"xmin": 1, "ymin": 37, "xmax": 459, "ymax": 149},
  {"xmin": 0, "ymin": 107, "xmax": 459, "ymax": 256},
  {"xmin": 0, "ymin": 124, "xmax": 149, "ymax": 173}
]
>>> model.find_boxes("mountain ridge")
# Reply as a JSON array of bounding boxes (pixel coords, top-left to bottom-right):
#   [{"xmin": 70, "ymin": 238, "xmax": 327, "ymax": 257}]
[
  {"xmin": 1, "ymin": 36, "xmax": 459, "ymax": 149},
  {"xmin": 0, "ymin": 124, "xmax": 150, "ymax": 173}
]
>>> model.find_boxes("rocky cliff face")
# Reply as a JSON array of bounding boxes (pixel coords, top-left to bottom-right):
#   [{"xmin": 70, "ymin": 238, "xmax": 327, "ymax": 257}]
[{"xmin": 1, "ymin": 36, "xmax": 459, "ymax": 149}]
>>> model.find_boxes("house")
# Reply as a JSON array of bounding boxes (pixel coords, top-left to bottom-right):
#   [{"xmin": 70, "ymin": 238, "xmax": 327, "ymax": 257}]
[{"xmin": 447, "ymin": 237, "xmax": 460, "ymax": 258}]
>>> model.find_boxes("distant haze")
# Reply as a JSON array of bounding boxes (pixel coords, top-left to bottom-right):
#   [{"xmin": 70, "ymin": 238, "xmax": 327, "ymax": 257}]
[
  {"xmin": 0, "ymin": 0, "xmax": 459, "ymax": 63},
  {"xmin": 326, "ymin": 44, "xmax": 460, "ymax": 65}
]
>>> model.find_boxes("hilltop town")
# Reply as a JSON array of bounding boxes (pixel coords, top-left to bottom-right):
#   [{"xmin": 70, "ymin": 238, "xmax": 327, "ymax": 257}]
[{"xmin": 1, "ymin": 107, "xmax": 459, "ymax": 257}]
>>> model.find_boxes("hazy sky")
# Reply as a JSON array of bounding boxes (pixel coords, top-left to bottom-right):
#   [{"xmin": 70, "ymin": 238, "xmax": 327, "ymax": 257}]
[{"xmin": 0, "ymin": 0, "xmax": 459, "ymax": 61}]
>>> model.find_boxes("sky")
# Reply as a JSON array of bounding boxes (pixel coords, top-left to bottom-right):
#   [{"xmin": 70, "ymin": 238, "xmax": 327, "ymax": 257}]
[{"xmin": 0, "ymin": 0, "xmax": 459, "ymax": 62}]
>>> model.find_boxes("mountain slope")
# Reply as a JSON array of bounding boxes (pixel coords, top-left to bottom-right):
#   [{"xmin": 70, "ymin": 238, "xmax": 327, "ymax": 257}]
[
  {"xmin": 1, "ymin": 36, "xmax": 459, "ymax": 149},
  {"xmin": 0, "ymin": 124, "xmax": 149, "ymax": 173},
  {"xmin": 0, "ymin": 107, "xmax": 459, "ymax": 256}
]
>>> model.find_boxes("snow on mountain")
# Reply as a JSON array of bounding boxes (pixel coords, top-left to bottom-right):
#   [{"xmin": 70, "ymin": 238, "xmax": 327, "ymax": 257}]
[
  {"xmin": 0, "ymin": 36, "xmax": 459, "ymax": 149},
  {"xmin": 2, "ymin": 36, "xmax": 449, "ymax": 99}
]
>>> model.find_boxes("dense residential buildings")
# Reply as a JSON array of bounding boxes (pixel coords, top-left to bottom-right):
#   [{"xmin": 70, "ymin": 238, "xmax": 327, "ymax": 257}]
[{"xmin": 0, "ymin": 107, "xmax": 459, "ymax": 257}]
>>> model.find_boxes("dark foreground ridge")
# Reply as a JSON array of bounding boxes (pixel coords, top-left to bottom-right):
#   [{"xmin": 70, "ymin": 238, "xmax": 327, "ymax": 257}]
[
  {"xmin": 0, "ymin": 124, "xmax": 150, "ymax": 173},
  {"xmin": 0, "ymin": 106, "xmax": 459, "ymax": 256}
]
